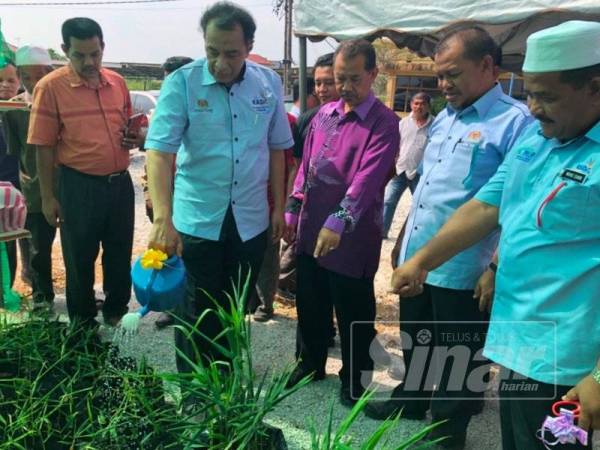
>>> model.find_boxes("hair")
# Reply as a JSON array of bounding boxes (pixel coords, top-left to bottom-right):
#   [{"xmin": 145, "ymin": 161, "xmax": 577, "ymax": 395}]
[
  {"xmin": 435, "ymin": 25, "xmax": 502, "ymax": 66},
  {"xmin": 411, "ymin": 92, "xmax": 431, "ymax": 104},
  {"xmin": 200, "ymin": 1, "xmax": 256, "ymax": 43},
  {"xmin": 313, "ymin": 52, "xmax": 334, "ymax": 73},
  {"xmin": 334, "ymin": 39, "xmax": 377, "ymax": 71},
  {"xmin": 559, "ymin": 63, "xmax": 600, "ymax": 90},
  {"xmin": 162, "ymin": 56, "xmax": 194, "ymax": 74},
  {"xmin": 293, "ymin": 77, "xmax": 315, "ymax": 102},
  {"xmin": 61, "ymin": 18, "xmax": 104, "ymax": 50}
]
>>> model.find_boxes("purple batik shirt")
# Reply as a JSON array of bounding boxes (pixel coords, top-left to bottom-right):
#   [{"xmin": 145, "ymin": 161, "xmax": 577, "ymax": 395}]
[{"xmin": 285, "ymin": 92, "xmax": 399, "ymax": 278}]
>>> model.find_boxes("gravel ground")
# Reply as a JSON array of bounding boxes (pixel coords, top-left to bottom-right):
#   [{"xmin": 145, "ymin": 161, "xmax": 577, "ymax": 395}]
[{"xmin": 10, "ymin": 151, "xmax": 599, "ymax": 449}]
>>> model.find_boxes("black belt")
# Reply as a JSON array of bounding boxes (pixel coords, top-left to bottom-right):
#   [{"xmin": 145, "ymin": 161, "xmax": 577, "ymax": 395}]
[{"xmin": 61, "ymin": 165, "xmax": 129, "ymax": 183}]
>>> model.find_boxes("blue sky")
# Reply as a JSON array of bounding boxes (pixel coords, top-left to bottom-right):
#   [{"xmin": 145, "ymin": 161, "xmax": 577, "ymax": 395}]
[{"xmin": 0, "ymin": 0, "xmax": 332, "ymax": 64}]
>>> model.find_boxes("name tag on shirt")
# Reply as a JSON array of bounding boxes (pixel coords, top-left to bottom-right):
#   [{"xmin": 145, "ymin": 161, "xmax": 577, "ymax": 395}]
[{"xmin": 560, "ymin": 168, "xmax": 587, "ymax": 184}]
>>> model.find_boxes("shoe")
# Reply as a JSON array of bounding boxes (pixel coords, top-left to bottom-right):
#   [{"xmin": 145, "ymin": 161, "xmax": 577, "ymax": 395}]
[
  {"xmin": 155, "ymin": 311, "xmax": 175, "ymax": 329},
  {"xmin": 339, "ymin": 386, "xmax": 365, "ymax": 408},
  {"xmin": 253, "ymin": 307, "xmax": 274, "ymax": 322},
  {"xmin": 364, "ymin": 399, "xmax": 427, "ymax": 421},
  {"xmin": 286, "ymin": 365, "xmax": 325, "ymax": 389}
]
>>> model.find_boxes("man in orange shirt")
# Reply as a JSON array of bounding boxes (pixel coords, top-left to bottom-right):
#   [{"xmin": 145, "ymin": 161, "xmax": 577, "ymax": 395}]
[{"xmin": 28, "ymin": 18, "xmax": 140, "ymax": 327}]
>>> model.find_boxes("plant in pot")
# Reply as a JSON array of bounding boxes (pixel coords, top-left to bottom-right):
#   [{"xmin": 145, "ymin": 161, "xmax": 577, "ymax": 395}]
[{"xmin": 168, "ymin": 271, "xmax": 311, "ymax": 449}]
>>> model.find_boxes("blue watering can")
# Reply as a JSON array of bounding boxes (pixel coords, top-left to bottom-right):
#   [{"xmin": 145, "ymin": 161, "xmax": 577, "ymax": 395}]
[{"xmin": 131, "ymin": 254, "xmax": 186, "ymax": 317}]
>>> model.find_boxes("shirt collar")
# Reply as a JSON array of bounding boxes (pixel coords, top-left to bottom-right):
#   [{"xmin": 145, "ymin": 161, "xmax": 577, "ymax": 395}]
[
  {"xmin": 67, "ymin": 64, "xmax": 113, "ymax": 88},
  {"xmin": 584, "ymin": 118, "xmax": 600, "ymax": 144},
  {"xmin": 201, "ymin": 60, "xmax": 247, "ymax": 87},
  {"xmin": 448, "ymin": 83, "xmax": 503, "ymax": 119},
  {"xmin": 332, "ymin": 91, "xmax": 376, "ymax": 121}
]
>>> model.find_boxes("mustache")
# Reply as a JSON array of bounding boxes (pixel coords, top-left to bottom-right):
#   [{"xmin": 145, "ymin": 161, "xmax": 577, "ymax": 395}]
[{"xmin": 535, "ymin": 115, "xmax": 554, "ymax": 124}]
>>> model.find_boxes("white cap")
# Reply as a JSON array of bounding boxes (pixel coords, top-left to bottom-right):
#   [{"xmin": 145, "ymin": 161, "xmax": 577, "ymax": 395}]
[
  {"xmin": 15, "ymin": 45, "xmax": 52, "ymax": 67},
  {"xmin": 523, "ymin": 20, "xmax": 600, "ymax": 73}
]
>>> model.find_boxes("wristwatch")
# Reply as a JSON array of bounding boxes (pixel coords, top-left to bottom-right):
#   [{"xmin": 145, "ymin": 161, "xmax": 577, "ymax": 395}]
[
  {"xmin": 488, "ymin": 261, "xmax": 498, "ymax": 273},
  {"xmin": 592, "ymin": 366, "xmax": 600, "ymax": 384}
]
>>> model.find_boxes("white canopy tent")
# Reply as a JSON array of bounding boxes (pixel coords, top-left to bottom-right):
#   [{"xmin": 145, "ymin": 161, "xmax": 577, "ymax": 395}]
[{"xmin": 293, "ymin": 0, "xmax": 600, "ymax": 108}]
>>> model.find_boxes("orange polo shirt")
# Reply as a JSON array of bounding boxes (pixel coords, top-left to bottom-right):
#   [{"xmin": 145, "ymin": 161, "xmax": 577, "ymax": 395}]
[{"xmin": 28, "ymin": 65, "xmax": 132, "ymax": 176}]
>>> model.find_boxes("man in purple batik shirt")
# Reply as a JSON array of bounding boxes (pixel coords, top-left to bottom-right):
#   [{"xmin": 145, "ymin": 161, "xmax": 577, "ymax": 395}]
[{"xmin": 283, "ymin": 39, "xmax": 399, "ymax": 406}]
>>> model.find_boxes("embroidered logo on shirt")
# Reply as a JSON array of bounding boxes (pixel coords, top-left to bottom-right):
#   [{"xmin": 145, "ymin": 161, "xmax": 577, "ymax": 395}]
[
  {"xmin": 515, "ymin": 148, "xmax": 537, "ymax": 163},
  {"xmin": 197, "ymin": 99, "xmax": 209, "ymax": 108},
  {"xmin": 466, "ymin": 130, "xmax": 482, "ymax": 144},
  {"xmin": 575, "ymin": 159, "xmax": 595, "ymax": 175},
  {"xmin": 251, "ymin": 93, "xmax": 272, "ymax": 114}
]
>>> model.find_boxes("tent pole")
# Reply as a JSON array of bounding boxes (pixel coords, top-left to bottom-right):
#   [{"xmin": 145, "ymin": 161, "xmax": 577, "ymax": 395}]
[
  {"xmin": 299, "ymin": 36, "xmax": 307, "ymax": 113},
  {"xmin": 508, "ymin": 72, "xmax": 515, "ymax": 97}
]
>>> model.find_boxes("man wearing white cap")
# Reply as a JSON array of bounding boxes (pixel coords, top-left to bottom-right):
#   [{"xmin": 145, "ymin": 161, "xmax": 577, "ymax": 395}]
[
  {"xmin": 390, "ymin": 20, "xmax": 600, "ymax": 449},
  {"xmin": 3, "ymin": 45, "xmax": 56, "ymax": 310}
]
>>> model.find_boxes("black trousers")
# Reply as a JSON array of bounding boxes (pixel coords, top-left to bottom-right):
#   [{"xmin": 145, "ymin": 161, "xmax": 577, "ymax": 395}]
[
  {"xmin": 296, "ymin": 254, "xmax": 376, "ymax": 398},
  {"xmin": 499, "ymin": 369, "xmax": 593, "ymax": 450},
  {"xmin": 174, "ymin": 208, "xmax": 267, "ymax": 372},
  {"xmin": 391, "ymin": 284, "xmax": 488, "ymax": 431},
  {"xmin": 59, "ymin": 166, "xmax": 134, "ymax": 322},
  {"xmin": 25, "ymin": 212, "xmax": 56, "ymax": 302}
]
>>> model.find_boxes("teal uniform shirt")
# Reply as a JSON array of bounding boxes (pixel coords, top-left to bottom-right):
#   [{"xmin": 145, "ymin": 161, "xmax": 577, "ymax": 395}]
[
  {"xmin": 145, "ymin": 60, "xmax": 293, "ymax": 242},
  {"xmin": 476, "ymin": 120, "xmax": 600, "ymax": 385}
]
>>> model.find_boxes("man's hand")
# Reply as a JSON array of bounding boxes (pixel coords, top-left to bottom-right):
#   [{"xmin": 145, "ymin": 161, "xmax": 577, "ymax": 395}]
[
  {"xmin": 122, "ymin": 129, "xmax": 146, "ymax": 150},
  {"xmin": 313, "ymin": 227, "xmax": 341, "ymax": 258},
  {"xmin": 391, "ymin": 258, "xmax": 428, "ymax": 297},
  {"xmin": 474, "ymin": 269, "xmax": 495, "ymax": 313},
  {"xmin": 283, "ymin": 222, "xmax": 296, "ymax": 244},
  {"xmin": 271, "ymin": 208, "xmax": 285, "ymax": 243},
  {"xmin": 42, "ymin": 197, "xmax": 62, "ymax": 227},
  {"xmin": 148, "ymin": 218, "xmax": 182, "ymax": 257},
  {"xmin": 563, "ymin": 374, "xmax": 600, "ymax": 430}
]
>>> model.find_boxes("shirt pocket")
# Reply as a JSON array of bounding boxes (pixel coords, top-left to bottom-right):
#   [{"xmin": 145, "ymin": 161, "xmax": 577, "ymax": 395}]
[
  {"xmin": 240, "ymin": 87, "xmax": 277, "ymax": 142},
  {"xmin": 449, "ymin": 141, "xmax": 475, "ymax": 186},
  {"xmin": 535, "ymin": 177, "xmax": 591, "ymax": 239},
  {"xmin": 188, "ymin": 107, "xmax": 230, "ymax": 141}
]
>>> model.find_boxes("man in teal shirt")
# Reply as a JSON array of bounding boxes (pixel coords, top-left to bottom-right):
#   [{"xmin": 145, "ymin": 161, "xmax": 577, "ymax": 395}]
[
  {"xmin": 366, "ymin": 26, "xmax": 531, "ymax": 446},
  {"xmin": 145, "ymin": 2, "xmax": 292, "ymax": 371},
  {"xmin": 391, "ymin": 20, "xmax": 600, "ymax": 449}
]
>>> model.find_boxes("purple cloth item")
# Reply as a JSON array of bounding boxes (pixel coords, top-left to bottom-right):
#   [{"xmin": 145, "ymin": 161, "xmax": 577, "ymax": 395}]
[
  {"xmin": 285, "ymin": 92, "xmax": 399, "ymax": 278},
  {"xmin": 537, "ymin": 408, "xmax": 588, "ymax": 449}
]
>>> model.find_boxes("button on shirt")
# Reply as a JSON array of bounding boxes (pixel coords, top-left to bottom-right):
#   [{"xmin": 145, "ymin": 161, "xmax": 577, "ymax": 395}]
[
  {"xmin": 396, "ymin": 112, "xmax": 434, "ymax": 179},
  {"xmin": 28, "ymin": 65, "xmax": 132, "ymax": 176},
  {"xmin": 476, "ymin": 120, "xmax": 600, "ymax": 385},
  {"xmin": 287, "ymin": 93, "xmax": 399, "ymax": 278},
  {"xmin": 145, "ymin": 60, "xmax": 293, "ymax": 242},
  {"xmin": 400, "ymin": 84, "xmax": 532, "ymax": 289}
]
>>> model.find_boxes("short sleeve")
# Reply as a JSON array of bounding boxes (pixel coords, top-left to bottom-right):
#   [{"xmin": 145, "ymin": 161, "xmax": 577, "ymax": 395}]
[
  {"xmin": 475, "ymin": 155, "xmax": 509, "ymax": 208},
  {"xmin": 267, "ymin": 72, "xmax": 294, "ymax": 150}
]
